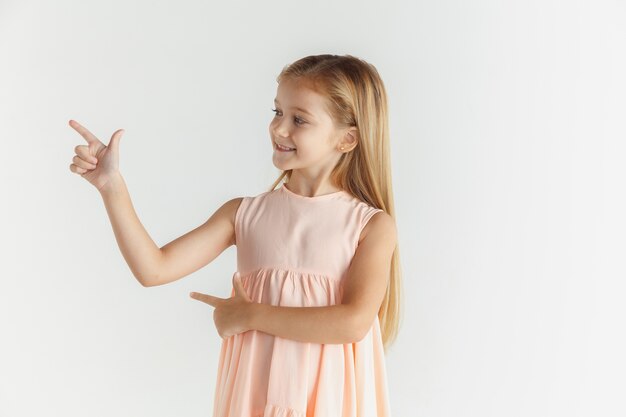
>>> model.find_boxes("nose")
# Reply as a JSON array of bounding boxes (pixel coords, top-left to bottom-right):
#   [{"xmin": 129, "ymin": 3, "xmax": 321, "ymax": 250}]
[{"xmin": 270, "ymin": 116, "xmax": 289, "ymax": 139}]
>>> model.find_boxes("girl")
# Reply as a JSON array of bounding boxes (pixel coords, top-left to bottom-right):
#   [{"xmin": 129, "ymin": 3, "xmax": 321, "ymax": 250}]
[{"xmin": 69, "ymin": 53, "xmax": 403, "ymax": 417}]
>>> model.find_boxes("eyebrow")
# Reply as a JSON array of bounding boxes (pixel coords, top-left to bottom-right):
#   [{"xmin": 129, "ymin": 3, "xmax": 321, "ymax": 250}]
[{"xmin": 273, "ymin": 99, "xmax": 315, "ymax": 117}]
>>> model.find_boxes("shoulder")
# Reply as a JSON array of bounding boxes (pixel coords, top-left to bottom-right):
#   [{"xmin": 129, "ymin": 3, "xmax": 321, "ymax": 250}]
[
  {"xmin": 225, "ymin": 196, "xmax": 245, "ymax": 212},
  {"xmin": 212, "ymin": 197, "xmax": 244, "ymax": 246},
  {"xmin": 223, "ymin": 188, "xmax": 277, "ymax": 226},
  {"xmin": 224, "ymin": 187, "xmax": 277, "ymax": 217},
  {"xmin": 358, "ymin": 209, "xmax": 397, "ymax": 246},
  {"xmin": 217, "ymin": 197, "xmax": 245, "ymax": 224}
]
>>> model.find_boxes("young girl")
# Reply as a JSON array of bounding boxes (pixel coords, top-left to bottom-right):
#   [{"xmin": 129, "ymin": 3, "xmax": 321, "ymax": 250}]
[{"xmin": 68, "ymin": 53, "xmax": 402, "ymax": 417}]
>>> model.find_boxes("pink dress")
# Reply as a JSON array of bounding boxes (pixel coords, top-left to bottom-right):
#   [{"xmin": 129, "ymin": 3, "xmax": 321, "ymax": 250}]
[{"xmin": 213, "ymin": 183, "xmax": 391, "ymax": 417}]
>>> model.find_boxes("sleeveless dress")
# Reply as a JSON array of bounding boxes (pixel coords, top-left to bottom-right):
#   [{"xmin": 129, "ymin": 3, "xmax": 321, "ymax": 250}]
[{"xmin": 212, "ymin": 183, "xmax": 391, "ymax": 417}]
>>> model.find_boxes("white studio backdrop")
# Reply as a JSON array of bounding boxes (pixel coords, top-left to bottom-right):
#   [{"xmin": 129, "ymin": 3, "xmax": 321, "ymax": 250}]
[{"xmin": 1, "ymin": 0, "xmax": 624, "ymax": 416}]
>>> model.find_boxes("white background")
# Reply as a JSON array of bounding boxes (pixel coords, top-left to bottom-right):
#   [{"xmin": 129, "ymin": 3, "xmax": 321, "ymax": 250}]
[{"xmin": 1, "ymin": 1, "xmax": 625, "ymax": 416}]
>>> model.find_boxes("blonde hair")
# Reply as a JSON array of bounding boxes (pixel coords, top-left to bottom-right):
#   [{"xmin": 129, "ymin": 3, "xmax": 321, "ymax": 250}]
[{"xmin": 268, "ymin": 54, "xmax": 403, "ymax": 353}]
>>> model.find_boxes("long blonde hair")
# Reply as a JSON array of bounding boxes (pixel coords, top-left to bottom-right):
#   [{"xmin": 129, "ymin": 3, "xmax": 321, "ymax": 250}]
[{"xmin": 268, "ymin": 54, "xmax": 403, "ymax": 352}]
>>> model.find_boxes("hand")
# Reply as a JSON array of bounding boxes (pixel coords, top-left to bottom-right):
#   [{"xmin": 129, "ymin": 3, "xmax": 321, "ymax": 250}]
[
  {"xmin": 68, "ymin": 119, "xmax": 125, "ymax": 192},
  {"xmin": 189, "ymin": 273, "xmax": 254, "ymax": 339}
]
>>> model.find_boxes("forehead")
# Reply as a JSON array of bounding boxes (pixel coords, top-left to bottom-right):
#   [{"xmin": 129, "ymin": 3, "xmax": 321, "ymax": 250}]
[{"xmin": 274, "ymin": 78, "xmax": 328, "ymax": 113}]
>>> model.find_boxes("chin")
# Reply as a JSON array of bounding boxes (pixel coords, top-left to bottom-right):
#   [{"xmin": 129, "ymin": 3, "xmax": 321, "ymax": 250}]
[
  {"xmin": 272, "ymin": 151, "xmax": 289, "ymax": 170},
  {"xmin": 271, "ymin": 158, "xmax": 290, "ymax": 170}
]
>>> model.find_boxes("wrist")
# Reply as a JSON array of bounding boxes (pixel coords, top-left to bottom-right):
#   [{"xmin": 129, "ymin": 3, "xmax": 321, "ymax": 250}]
[
  {"xmin": 98, "ymin": 172, "xmax": 125, "ymax": 196},
  {"xmin": 247, "ymin": 302, "xmax": 264, "ymax": 332}
]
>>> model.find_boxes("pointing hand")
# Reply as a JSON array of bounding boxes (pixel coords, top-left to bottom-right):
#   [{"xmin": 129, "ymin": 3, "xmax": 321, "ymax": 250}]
[
  {"xmin": 189, "ymin": 273, "xmax": 254, "ymax": 339},
  {"xmin": 68, "ymin": 119, "xmax": 125, "ymax": 192}
]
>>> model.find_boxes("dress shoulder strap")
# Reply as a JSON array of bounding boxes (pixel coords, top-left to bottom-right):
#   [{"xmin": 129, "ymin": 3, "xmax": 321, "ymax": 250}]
[{"xmin": 355, "ymin": 203, "xmax": 385, "ymax": 246}]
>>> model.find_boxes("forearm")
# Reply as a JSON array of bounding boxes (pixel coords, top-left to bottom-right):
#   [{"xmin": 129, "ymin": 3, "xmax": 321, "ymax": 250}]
[
  {"xmin": 99, "ymin": 173, "xmax": 162, "ymax": 286},
  {"xmin": 248, "ymin": 303, "xmax": 360, "ymax": 344}
]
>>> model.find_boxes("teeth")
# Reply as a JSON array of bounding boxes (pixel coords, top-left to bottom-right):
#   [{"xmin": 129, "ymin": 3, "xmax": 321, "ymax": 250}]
[{"xmin": 277, "ymin": 143, "xmax": 295, "ymax": 151}]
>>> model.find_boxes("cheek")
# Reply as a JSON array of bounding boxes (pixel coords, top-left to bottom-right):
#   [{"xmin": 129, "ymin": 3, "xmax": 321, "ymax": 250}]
[{"xmin": 269, "ymin": 121, "xmax": 282, "ymax": 139}]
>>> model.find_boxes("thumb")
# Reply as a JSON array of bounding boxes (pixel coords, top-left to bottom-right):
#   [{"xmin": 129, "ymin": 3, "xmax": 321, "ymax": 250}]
[
  {"xmin": 233, "ymin": 274, "xmax": 250, "ymax": 301},
  {"xmin": 108, "ymin": 128, "xmax": 125, "ymax": 153}
]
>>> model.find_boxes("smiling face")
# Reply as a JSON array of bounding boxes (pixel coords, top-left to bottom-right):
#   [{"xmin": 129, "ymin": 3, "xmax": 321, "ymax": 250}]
[{"xmin": 269, "ymin": 77, "xmax": 355, "ymax": 177}]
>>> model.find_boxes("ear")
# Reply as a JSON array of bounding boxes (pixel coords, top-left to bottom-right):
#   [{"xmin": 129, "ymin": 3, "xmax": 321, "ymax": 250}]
[{"xmin": 340, "ymin": 127, "xmax": 358, "ymax": 151}]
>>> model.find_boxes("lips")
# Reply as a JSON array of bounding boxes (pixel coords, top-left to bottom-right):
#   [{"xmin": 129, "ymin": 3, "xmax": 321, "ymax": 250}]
[{"xmin": 275, "ymin": 141, "xmax": 296, "ymax": 151}]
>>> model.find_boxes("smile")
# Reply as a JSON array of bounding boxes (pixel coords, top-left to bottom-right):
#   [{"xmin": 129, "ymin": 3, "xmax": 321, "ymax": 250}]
[{"xmin": 275, "ymin": 141, "xmax": 296, "ymax": 151}]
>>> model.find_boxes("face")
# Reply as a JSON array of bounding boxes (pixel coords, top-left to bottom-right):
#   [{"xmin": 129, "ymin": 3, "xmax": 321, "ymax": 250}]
[{"xmin": 269, "ymin": 78, "xmax": 355, "ymax": 175}]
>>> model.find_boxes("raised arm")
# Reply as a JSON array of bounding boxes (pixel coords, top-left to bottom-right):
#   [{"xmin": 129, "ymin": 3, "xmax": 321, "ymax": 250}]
[
  {"xmin": 68, "ymin": 119, "xmax": 242, "ymax": 288},
  {"xmin": 99, "ymin": 174, "xmax": 242, "ymax": 287},
  {"xmin": 155, "ymin": 196, "xmax": 242, "ymax": 287}
]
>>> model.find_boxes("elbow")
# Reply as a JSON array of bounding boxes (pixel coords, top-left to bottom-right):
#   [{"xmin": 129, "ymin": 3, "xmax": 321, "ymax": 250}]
[
  {"xmin": 142, "ymin": 250, "xmax": 166, "ymax": 287},
  {"xmin": 346, "ymin": 308, "xmax": 369, "ymax": 343},
  {"xmin": 137, "ymin": 276, "xmax": 150, "ymax": 287},
  {"xmin": 136, "ymin": 260, "xmax": 164, "ymax": 287},
  {"xmin": 137, "ymin": 273, "xmax": 158, "ymax": 287},
  {"xmin": 351, "ymin": 325, "xmax": 368, "ymax": 343}
]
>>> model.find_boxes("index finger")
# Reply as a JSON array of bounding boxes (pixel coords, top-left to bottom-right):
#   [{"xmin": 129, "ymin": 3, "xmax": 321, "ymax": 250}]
[
  {"xmin": 68, "ymin": 119, "xmax": 100, "ymax": 145},
  {"xmin": 189, "ymin": 291, "xmax": 222, "ymax": 307}
]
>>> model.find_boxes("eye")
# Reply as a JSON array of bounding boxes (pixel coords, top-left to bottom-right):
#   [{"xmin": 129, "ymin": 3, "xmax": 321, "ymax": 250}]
[{"xmin": 271, "ymin": 108, "xmax": 306, "ymax": 126}]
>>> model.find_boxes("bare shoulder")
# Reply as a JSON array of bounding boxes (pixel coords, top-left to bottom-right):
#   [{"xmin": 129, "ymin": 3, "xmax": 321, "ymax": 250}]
[
  {"xmin": 358, "ymin": 210, "xmax": 397, "ymax": 246},
  {"xmin": 223, "ymin": 196, "xmax": 245, "ymax": 217},
  {"xmin": 222, "ymin": 197, "xmax": 245, "ymax": 245},
  {"xmin": 203, "ymin": 196, "xmax": 245, "ymax": 246}
]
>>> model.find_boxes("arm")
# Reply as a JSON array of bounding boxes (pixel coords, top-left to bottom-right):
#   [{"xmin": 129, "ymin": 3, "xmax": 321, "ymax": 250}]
[
  {"xmin": 248, "ymin": 211, "xmax": 398, "ymax": 344},
  {"xmin": 99, "ymin": 173, "xmax": 160, "ymax": 286},
  {"xmin": 249, "ymin": 303, "xmax": 356, "ymax": 344},
  {"xmin": 99, "ymin": 173, "xmax": 241, "ymax": 287}
]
